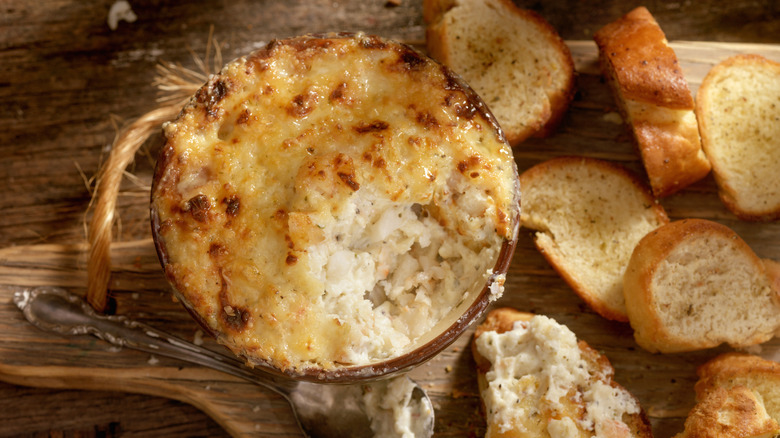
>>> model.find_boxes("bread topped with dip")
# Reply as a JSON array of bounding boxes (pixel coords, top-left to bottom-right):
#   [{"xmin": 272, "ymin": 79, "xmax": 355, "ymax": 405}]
[
  {"xmin": 519, "ymin": 156, "xmax": 669, "ymax": 322},
  {"xmin": 423, "ymin": 0, "xmax": 575, "ymax": 146},
  {"xmin": 623, "ymin": 219, "xmax": 780, "ymax": 354},
  {"xmin": 696, "ymin": 54, "xmax": 780, "ymax": 221},
  {"xmin": 675, "ymin": 353, "xmax": 780, "ymax": 438},
  {"xmin": 150, "ymin": 33, "xmax": 520, "ymax": 378},
  {"xmin": 472, "ymin": 307, "xmax": 653, "ymax": 437},
  {"xmin": 594, "ymin": 6, "xmax": 711, "ymax": 198}
]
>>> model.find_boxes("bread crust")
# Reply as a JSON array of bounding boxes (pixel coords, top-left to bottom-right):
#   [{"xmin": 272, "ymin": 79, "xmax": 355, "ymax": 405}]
[
  {"xmin": 472, "ymin": 308, "xmax": 653, "ymax": 438},
  {"xmin": 519, "ymin": 156, "xmax": 668, "ymax": 322},
  {"xmin": 674, "ymin": 353, "xmax": 780, "ymax": 438},
  {"xmin": 623, "ymin": 219, "xmax": 780, "ymax": 353},
  {"xmin": 423, "ymin": 0, "xmax": 575, "ymax": 146},
  {"xmin": 696, "ymin": 353, "xmax": 780, "ymax": 391},
  {"xmin": 594, "ymin": 6, "xmax": 711, "ymax": 198},
  {"xmin": 695, "ymin": 54, "xmax": 780, "ymax": 221},
  {"xmin": 594, "ymin": 7, "xmax": 692, "ymax": 108}
]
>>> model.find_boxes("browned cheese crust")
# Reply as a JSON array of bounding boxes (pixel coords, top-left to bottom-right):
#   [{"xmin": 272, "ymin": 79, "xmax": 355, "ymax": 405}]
[
  {"xmin": 594, "ymin": 6, "xmax": 710, "ymax": 198},
  {"xmin": 695, "ymin": 54, "xmax": 780, "ymax": 221},
  {"xmin": 151, "ymin": 33, "xmax": 520, "ymax": 376}
]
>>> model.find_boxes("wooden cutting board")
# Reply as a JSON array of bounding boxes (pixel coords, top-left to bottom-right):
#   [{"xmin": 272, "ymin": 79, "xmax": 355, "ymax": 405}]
[{"xmin": 1, "ymin": 41, "xmax": 779, "ymax": 438}]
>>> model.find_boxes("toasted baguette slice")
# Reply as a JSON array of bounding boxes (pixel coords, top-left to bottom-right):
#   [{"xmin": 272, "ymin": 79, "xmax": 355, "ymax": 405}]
[
  {"xmin": 675, "ymin": 353, "xmax": 780, "ymax": 438},
  {"xmin": 594, "ymin": 7, "xmax": 711, "ymax": 198},
  {"xmin": 623, "ymin": 219, "xmax": 780, "ymax": 353},
  {"xmin": 472, "ymin": 308, "xmax": 653, "ymax": 437},
  {"xmin": 519, "ymin": 156, "xmax": 669, "ymax": 321},
  {"xmin": 423, "ymin": 0, "xmax": 575, "ymax": 147},
  {"xmin": 695, "ymin": 54, "xmax": 780, "ymax": 221},
  {"xmin": 674, "ymin": 385, "xmax": 779, "ymax": 438}
]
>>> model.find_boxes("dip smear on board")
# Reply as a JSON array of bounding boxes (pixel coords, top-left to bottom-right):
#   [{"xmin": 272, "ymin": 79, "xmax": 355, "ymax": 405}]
[{"xmin": 151, "ymin": 33, "xmax": 519, "ymax": 375}]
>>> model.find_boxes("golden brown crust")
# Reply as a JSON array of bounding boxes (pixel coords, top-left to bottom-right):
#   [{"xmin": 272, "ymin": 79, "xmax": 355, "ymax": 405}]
[
  {"xmin": 594, "ymin": 7, "xmax": 710, "ymax": 198},
  {"xmin": 695, "ymin": 54, "xmax": 780, "ymax": 221},
  {"xmin": 762, "ymin": 258, "xmax": 780, "ymax": 298},
  {"xmin": 594, "ymin": 7, "xmax": 692, "ymax": 108},
  {"xmin": 519, "ymin": 156, "xmax": 668, "ymax": 322},
  {"xmin": 423, "ymin": 0, "xmax": 575, "ymax": 146},
  {"xmin": 631, "ymin": 116, "xmax": 710, "ymax": 198},
  {"xmin": 471, "ymin": 307, "xmax": 533, "ymax": 373},
  {"xmin": 151, "ymin": 33, "xmax": 520, "ymax": 377},
  {"xmin": 695, "ymin": 353, "xmax": 780, "ymax": 398},
  {"xmin": 623, "ymin": 219, "xmax": 775, "ymax": 353},
  {"xmin": 500, "ymin": 3, "xmax": 575, "ymax": 140},
  {"xmin": 674, "ymin": 353, "xmax": 780, "ymax": 438},
  {"xmin": 675, "ymin": 385, "xmax": 780, "ymax": 438},
  {"xmin": 624, "ymin": 220, "xmax": 733, "ymax": 352},
  {"xmin": 421, "ymin": 0, "xmax": 455, "ymax": 25}
]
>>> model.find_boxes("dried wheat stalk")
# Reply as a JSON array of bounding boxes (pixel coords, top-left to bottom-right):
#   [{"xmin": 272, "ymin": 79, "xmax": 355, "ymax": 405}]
[{"xmin": 86, "ymin": 35, "xmax": 220, "ymax": 312}]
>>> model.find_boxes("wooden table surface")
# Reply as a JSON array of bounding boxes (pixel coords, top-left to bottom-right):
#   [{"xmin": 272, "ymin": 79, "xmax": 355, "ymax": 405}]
[{"xmin": 2, "ymin": 1, "xmax": 779, "ymax": 437}]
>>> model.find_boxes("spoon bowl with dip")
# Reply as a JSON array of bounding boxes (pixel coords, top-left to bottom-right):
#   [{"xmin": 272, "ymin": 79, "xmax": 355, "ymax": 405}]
[{"xmin": 13, "ymin": 286, "xmax": 434, "ymax": 438}]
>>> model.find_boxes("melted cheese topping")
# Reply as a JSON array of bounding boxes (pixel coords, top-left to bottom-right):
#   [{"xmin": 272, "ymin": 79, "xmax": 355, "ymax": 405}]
[
  {"xmin": 152, "ymin": 33, "xmax": 519, "ymax": 373},
  {"xmin": 475, "ymin": 315, "xmax": 640, "ymax": 436}
]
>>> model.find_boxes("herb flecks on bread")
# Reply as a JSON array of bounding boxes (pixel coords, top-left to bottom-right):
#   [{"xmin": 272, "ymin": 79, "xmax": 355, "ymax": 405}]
[
  {"xmin": 594, "ymin": 6, "xmax": 711, "ymax": 198},
  {"xmin": 472, "ymin": 308, "xmax": 653, "ymax": 437},
  {"xmin": 424, "ymin": 0, "xmax": 575, "ymax": 147},
  {"xmin": 519, "ymin": 156, "xmax": 668, "ymax": 321},
  {"xmin": 624, "ymin": 219, "xmax": 780, "ymax": 353},
  {"xmin": 696, "ymin": 54, "xmax": 780, "ymax": 221}
]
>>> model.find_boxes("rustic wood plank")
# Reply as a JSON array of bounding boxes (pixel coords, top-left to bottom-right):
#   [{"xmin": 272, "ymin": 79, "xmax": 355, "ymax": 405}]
[
  {"xmin": 2, "ymin": 40, "xmax": 780, "ymax": 437},
  {"xmin": 1, "ymin": 0, "xmax": 779, "ymax": 433}
]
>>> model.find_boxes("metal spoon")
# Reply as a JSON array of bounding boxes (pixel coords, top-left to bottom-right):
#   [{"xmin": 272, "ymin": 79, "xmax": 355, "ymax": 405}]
[{"xmin": 12, "ymin": 286, "xmax": 434, "ymax": 438}]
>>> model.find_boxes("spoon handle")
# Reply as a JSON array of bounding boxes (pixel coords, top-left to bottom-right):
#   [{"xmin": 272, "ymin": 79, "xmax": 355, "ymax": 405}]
[{"xmin": 12, "ymin": 286, "xmax": 296, "ymax": 398}]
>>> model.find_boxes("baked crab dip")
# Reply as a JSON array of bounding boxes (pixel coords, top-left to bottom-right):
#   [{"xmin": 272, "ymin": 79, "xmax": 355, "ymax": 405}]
[{"xmin": 150, "ymin": 33, "xmax": 520, "ymax": 378}]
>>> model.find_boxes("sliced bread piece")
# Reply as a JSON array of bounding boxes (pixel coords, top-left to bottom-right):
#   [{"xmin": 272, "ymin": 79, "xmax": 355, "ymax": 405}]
[
  {"xmin": 519, "ymin": 156, "xmax": 669, "ymax": 321},
  {"xmin": 594, "ymin": 6, "xmax": 711, "ymax": 198},
  {"xmin": 695, "ymin": 54, "xmax": 780, "ymax": 221},
  {"xmin": 423, "ymin": 0, "xmax": 575, "ymax": 147},
  {"xmin": 675, "ymin": 353, "xmax": 780, "ymax": 438},
  {"xmin": 623, "ymin": 219, "xmax": 780, "ymax": 353},
  {"xmin": 674, "ymin": 385, "xmax": 779, "ymax": 438},
  {"xmin": 472, "ymin": 307, "xmax": 653, "ymax": 437}
]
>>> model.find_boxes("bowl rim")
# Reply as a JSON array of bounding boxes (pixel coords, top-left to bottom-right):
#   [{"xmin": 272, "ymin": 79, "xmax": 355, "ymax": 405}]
[
  {"xmin": 149, "ymin": 32, "xmax": 521, "ymax": 384},
  {"xmin": 152, "ymin": 210, "xmax": 519, "ymax": 383}
]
